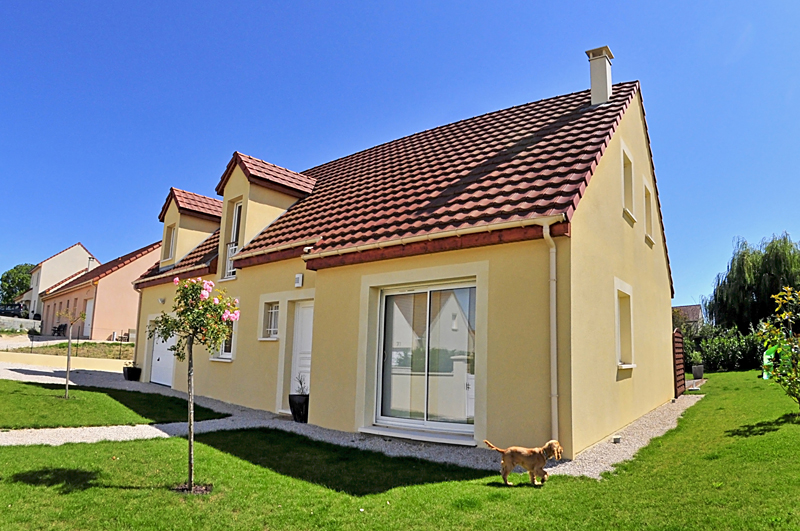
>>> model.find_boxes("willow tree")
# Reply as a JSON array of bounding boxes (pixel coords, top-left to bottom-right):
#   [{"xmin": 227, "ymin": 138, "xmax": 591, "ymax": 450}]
[
  {"xmin": 706, "ymin": 234, "xmax": 800, "ymax": 332},
  {"xmin": 149, "ymin": 277, "xmax": 239, "ymax": 494}
]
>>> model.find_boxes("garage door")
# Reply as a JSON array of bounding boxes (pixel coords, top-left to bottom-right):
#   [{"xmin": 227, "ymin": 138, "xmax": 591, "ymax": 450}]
[{"xmin": 150, "ymin": 335, "xmax": 176, "ymax": 387}]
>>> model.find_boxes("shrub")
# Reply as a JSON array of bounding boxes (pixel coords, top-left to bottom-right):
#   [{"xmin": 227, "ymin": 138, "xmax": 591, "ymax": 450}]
[{"xmin": 698, "ymin": 328, "xmax": 762, "ymax": 372}]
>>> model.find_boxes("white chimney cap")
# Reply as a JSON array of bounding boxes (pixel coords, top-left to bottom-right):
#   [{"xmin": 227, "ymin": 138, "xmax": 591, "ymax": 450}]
[{"xmin": 585, "ymin": 46, "xmax": 614, "ymax": 61}]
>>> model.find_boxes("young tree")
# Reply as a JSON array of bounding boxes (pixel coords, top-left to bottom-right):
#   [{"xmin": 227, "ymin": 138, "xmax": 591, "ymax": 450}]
[
  {"xmin": 0, "ymin": 263, "xmax": 34, "ymax": 304},
  {"xmin": 758, "ymin": 287, "xmax": 800, "ymax": 415},
  {"xmin": 149, "ymin": 277, "xmax": 239, "ymax": 493},
  {"xmin": 56, "ymin": 309, "xmax": 86, "ymax": 399}
]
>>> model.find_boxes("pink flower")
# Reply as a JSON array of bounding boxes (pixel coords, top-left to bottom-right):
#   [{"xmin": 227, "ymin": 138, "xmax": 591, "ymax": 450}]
[
  {"xmin": 190, "ymin": 279, "xmax": 196, "ymax": 283},
  {"xmin": 173, "ymin": 277, "xmax": 179, "ymax": 285},
  {"xmin": 200, "ymin": 290, "xmax": 209, "ymax": 300},
  {"xmin": 222, "ymin": 310, "xmax": 231, "ymax": 321},
  {"xmin": 234, "ymin": 298, "xmax": 239, "ymax": 305},
  {"xmin": 206, "ymin": 280, "xmax": 215, "ymax": 288},
  {"xmin": 203, "ymin": 281, "xmax": 214, "ymax": 292},
  {"xmin": 213, "ymin": 298, "xmax": 219, "ymax": 305},
  {"xmin": 231, "ymin": 310, "xmax": 240, "ymax": 321}
]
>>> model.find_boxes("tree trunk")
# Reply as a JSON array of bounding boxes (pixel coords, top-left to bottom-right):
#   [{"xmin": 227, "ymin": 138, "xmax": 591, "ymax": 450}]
[
  {"xmin": 187, "ymin": 334, "xmax": 194, "ymax": 490},
  {"xmin": 65, "ymin": 324, "xmax": 73, "ymax": 399}
]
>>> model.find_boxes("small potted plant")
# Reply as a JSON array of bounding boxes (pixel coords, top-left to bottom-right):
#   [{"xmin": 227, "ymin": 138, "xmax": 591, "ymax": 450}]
[
  {"xmin": 288, "ymin": 374, "xmax": 309, "ymax": 423},
  {"xmin": 689, "ymin": 350, "xmax": 704, "ymax": 380},
  {"xmin": 123, "ymin": 361, "xmax": 142, "ymax": 381}
]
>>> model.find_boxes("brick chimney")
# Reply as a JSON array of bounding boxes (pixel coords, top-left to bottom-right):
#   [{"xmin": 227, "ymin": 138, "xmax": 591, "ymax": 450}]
[{"xmin": 585, "ymin": 46, "xmax": 614, "ymax": 105}]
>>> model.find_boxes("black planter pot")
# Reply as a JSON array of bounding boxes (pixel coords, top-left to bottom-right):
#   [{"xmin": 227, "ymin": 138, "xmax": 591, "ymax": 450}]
[
  {"xmin": 692, "ymin": 364, "xmax": 704, "ymax": 380},
  {"xmin": 123, "ymin": 366, "xmax": 142, "ymax": 381},
  {"xmin": 288, "ymin": 394, "xmax": 309, "ymax": 423}
]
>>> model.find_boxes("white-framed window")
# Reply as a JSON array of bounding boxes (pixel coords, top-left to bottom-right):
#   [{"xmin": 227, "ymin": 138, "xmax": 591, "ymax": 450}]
[
  {"xmin": 214, "ymin": 321, "xmax": 236, "ymax": 360},
  {"xmin": 376, "ymin": 281, "xmax": 477, "ymax": 434},
  {"xmin": 615, "ymin": 278, "xmax": 635, "ymax": 369},
  {"xmin": 262, "ymin": 302, "xmax": 279, "ymax": 339},
  {"xmin": 621, "ymin": 145, "xmax": 636, "ymax": 224},
  {"xmin": 162, "ymin": 224, "xmax": 176, "ymax": 261},
  {"xmin": 223, "ymin": 201, "xmax": 243, "ymax": 279},
  {"xmin": 644, "ymin": 184, "xmax": 654, "ymax": 245}
]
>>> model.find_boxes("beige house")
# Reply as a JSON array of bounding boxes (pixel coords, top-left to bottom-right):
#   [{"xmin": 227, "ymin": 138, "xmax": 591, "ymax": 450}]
[
  {"xmin": 17, "ymin": 243, "xmax": 99, "ymax": 320},
  {"xmin": 134, "ymin": 47, "xmax": 674, "ymax": 459},
  {"xmin": 42, "ymin": 242, "xmax": 160, "ymax": 339}
]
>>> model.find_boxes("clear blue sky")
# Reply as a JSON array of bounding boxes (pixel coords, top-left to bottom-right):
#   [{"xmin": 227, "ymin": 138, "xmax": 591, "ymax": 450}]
[{"xmin": 1, "ymin": 1, "xmax": 798, "ymax": 306}]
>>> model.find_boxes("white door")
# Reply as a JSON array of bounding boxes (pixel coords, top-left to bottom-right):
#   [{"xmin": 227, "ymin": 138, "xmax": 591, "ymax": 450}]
[
  {"xmin": 291, "ymin": 301, "xmax": 314, "ymax": 394},
  {"xmin": 83, "ymin": 299, "xmax": 94, "ymax": 337},
  {"xmin": 150, "ymin": 334, "xmax": 176, "ymax": 386}
]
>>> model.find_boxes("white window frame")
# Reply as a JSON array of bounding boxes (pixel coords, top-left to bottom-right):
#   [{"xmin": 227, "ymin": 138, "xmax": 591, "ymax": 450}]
[
  {"xmin": 621, "ymin": 142, "xmax": 636, "ymax": 225},
  {"xmin": 212, "ymin": 319, "xmax": 237, "ymax": 362},
  {"xmin": 375, "ymin": 279, "xmax": 477, "ymax": 435},
  {"xmin": 615, "ymin": 277, "xmax": 635, "ymax": 370},
  {"xmin": 260, "ymin": 301, "xmax": 280, "ymax": 340},
  {"xmin": 643, "ymin": 183, "xmax": 655, "ymax": 246},
  {"xmin": 162, "ymin": 224, "xmax": 176, "ymax": 262}
]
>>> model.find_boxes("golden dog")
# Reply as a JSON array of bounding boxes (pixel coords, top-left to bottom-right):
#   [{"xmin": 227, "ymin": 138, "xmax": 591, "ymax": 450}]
[{"xmin": 484, "ymin": 439, "xmax": 563, "ymax": 486}]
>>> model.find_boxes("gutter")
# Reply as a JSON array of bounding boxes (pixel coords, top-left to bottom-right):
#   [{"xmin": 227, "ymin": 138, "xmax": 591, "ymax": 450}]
[
  {"xmin": 300, "ymin": 215, "xmax": 567, "ymax": 261},
  {"xmin": 528, "ymin": 214, "xmax": 566, "ymax": 442}
]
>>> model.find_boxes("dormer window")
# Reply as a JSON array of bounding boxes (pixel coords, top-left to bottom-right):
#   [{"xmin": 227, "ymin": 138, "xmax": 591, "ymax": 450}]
[
  {"xmin": 162, "ymin": 224, "xmax": 176, "ymax": 261},
  {"xmin": 223, "ymin": 201, "xmax": 243, "ymax": 279}
]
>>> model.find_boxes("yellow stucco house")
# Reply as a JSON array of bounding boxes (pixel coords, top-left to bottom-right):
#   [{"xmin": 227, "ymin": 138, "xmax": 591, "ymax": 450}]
[{"xmin": 134, "ymin": 47, "xmax": 673, "ymax": 459}]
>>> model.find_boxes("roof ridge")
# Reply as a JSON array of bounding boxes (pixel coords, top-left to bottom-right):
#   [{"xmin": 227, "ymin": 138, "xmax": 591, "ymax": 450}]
[
  {"xmin": 301, "ymin": 81, "xmax": 639, "ymax": 175},
  {"xmin": 235, "ymin": 151, "xmax": 309, "ymax": 179},
  {"xmin": 33, "ymin": 242, "xmax": 99, "ymax": 270}
]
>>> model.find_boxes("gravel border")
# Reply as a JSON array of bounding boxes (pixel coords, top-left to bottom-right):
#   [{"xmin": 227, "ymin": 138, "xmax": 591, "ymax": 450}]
[{"xmin": 0, "ymin": 361, "xmax": 702, "ymax": 478}]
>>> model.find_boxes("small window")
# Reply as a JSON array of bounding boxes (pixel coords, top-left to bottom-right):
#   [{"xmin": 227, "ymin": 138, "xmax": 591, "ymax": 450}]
[
  {"xmin": 644, "ymin": 185, "xmax": 654, "ymax": 244},
  {"xmin": 262, "ymin": 302, "xmax": 279, "ymax": 338},
  {"xmin": 615, "ymin": 279, "xmax": 634, "ymax": 368},
  {"xmin": 622, "ymin": 150, "xmax": 635, "ymax": 222},
  {"xmin": 162, "ymin": 224, "xmax": 176, "ymax": 261},
  {"xmin": 217, "ymin": 321, "xmax": 234, "ymax": 359},
  {"xmin": 57, "ymin": 302, "xmax": 63, "ymax": 322}
]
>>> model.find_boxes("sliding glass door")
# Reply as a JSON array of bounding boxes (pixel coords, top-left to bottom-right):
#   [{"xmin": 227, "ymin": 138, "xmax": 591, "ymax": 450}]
[{"xmin": 378, "ymin": 284, "xmax": 476, "ymax": 432}]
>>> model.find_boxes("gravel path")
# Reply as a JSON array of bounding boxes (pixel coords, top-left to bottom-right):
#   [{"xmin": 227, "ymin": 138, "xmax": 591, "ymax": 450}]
[{"xmin": 0, "ymin": 360, "xmax": 702, "ymax": 479}]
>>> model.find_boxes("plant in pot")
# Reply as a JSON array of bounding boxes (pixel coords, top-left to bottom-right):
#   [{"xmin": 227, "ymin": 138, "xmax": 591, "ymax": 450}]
[
  {"xmin": 689, "ymin": 350, "xmax": 704, "ymax": 380},
  {"xmin": 288, "ymin": 374, "xmax": 309, "ymax": 423},
  {"xmin": 123, "ymin": 360, "xmax": 142, "ymax": 381}
]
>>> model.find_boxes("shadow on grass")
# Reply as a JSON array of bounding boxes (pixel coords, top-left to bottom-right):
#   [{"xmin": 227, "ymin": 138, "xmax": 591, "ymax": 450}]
[
  {"xmin": 197, "ymin": 428, "xmax": 494, "ymax": 496},
  {"xmin": 10, "ymin": 468, "xmax": 100, "ymax": 494},
  {"xmin": 725, "ymin": 413, "xmax": 800, "ymax": 438},
  {"xmin": 6, "ymin": 380, "xmax": 228, "ymax": 425}
]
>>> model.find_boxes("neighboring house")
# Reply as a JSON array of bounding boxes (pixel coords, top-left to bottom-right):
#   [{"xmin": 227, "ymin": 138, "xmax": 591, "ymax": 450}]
[
  {"xmin": 673, "ymin": 304, "xmax": 703, "ymax": 327},
  {"xmin": 133, "ymin": 47, "xmax": 674, "ymax": 459},
  {"xmin": 41, "ymin": 241, "xmax": 161, "ymax": 340},
  {"xmin": 17, "ymin": 243, "xmax": 99, "ymax": 320}
]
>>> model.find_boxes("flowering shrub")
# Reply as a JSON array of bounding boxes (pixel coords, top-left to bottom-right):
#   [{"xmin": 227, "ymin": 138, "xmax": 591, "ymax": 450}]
[{"xmin": 149, "ymin": 277, "xmax": 239, "ymax": 360}]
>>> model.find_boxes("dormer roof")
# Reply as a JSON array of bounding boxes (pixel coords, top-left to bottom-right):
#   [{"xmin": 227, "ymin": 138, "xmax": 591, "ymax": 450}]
[
  {"xmin": 159, "ymin": 188, "xmax": 223, "ymax": 223},
  {"xmin": 134, "ymin": 230, "xmax": 220, "ymax": 289},
  {"xmin": 216, "ymin": 151, "xmax": 316, "ymax": 198}
]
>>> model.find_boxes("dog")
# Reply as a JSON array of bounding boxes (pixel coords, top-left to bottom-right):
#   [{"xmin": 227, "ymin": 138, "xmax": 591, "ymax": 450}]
[{"xmin": 484, "ymin": 439, "xmax": 563, "ymax": 486}]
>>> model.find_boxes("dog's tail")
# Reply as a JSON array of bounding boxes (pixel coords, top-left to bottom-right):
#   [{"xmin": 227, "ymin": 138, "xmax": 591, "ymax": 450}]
[{"xmin": 483, "ymin": 440, "xmax": 506, "ymax": 453}]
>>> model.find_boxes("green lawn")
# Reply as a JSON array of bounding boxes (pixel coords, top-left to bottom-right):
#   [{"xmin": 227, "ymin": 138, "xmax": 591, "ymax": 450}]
[
  {"xmin": 0, "ymin": 380, "xmax": 228, "ymax": 429},
  {"xmin": 9, "ymin": 341, "xmax": 134, "ymax": 360},
  {"xmin": 0, "ymin": 371, "xmax": 798, "ymax": 530}
]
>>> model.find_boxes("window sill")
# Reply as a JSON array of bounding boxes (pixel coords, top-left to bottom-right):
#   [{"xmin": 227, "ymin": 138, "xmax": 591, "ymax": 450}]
[
  {"xmin": 622, "ymin": 208, "xmax": 637, "ymax": 225},
  {"xmin": 359, "ymin": 426, "xmax": 477, "ymax": 446},
  {"xmin": 258, "ymin": 337, "xmax": 279, "ymax": 342},
  {"xmin": 617, "ymin": 363, "xmax": 636, "ymax": 370},
  {"xmin": 209, "ymin": 357, "xmax": 233, "ymax": 363},
  {"xmin": 644, "ymin": 234, "xmax": 655, "ymax": 247},
  {"xmin": 217, "ymin": 276, "xmax": 237, "ymax": 283}
]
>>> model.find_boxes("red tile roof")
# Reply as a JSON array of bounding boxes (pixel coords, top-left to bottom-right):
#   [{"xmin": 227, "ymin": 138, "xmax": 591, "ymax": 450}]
[
  {"xmin": 236, "ymin": 81, "xmax": 649, "ymax": 265},
  {"xmin": 674, "ymin": 304, "xmax": 703, "ymax": 323},
  {"xmin": 45, "ymin": 241, "xmax": 162, "ymax": 297},
  {"xmin": 31, "ymin": 243, "xmax": 99, "ymax": 271},
  {"xmin": 134, "ymin": 230, "xmax": 220, "ymax": 288},
  {"xmin": 216, "ymin": 152, "xmax": 316, "ymax": 198},
  {"xmin": 159, "ymin": 188, "xmax": 223, "ymax": 222}
]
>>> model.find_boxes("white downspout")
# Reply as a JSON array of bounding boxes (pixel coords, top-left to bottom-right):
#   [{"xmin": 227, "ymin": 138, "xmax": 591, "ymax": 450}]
[{"xmin": 532, "ymin": 215, "xmax": 566, "ymax": 442}]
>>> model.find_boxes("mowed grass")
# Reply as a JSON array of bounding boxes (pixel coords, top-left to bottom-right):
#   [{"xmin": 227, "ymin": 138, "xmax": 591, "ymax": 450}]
[
  {"xmin": 10, "ymin": 341, "xmax": 134, "ymax": 360},
  {"xmin": 0, "ymin": 380, "xmax": 228, "ymax": 429},
  {"xmin": 0, "ymin": 371, "xmax": 799, "ymax": 530}
]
